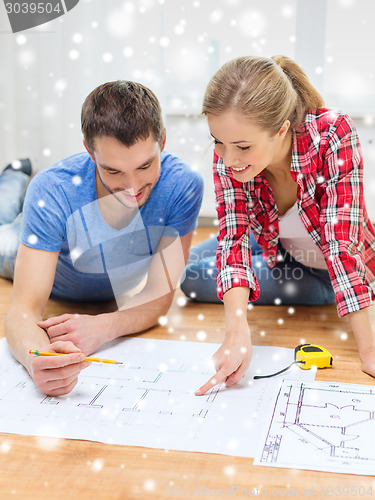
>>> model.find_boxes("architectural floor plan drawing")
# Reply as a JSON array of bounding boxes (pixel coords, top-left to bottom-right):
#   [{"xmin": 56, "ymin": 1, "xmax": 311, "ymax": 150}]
[
  {"xmin": 254, "ymin": 379, "xmax": 375, "ymax": 474},
  {"xmin": 0, "ymin": 338, "xmax": 315, "ymax": 457}
]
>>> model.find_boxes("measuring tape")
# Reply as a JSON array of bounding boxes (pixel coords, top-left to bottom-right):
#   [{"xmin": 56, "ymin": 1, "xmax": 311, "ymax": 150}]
[{"xmin": 254, "ymin": 343, "xmax": 333, "ymax": 379}]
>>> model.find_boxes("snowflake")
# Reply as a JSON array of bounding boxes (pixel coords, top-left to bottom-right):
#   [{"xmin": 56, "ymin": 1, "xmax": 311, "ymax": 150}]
[
  {"xmin": 196, "ymin": 330, "xmax": 207, "ymax": 341},
  {"xmin": 11, "ymin": 160, "xmax": 22, "ymax": 170},
  {"xmin": 158, "ymin": 316, "xmax": 168, "ymax": 326},
  {"xmin": 91, "ymin": 459, "xmax": 104, "ymax": 472},
  {"xmin": 72, "ymin": 33, "xmax": 83, "ymax": 44},
  {"xmin": 0, "ymin": 441, "xmax": 11, "ymax": 453},
  {"xmin": 18, "ymin": 49, "xmax": 35, "ymax": 66},
  {"xmin": 338, "ymin": 0, "xmax": 355, "ymax": 8},
  {"xmin": 70, "ymin": 248, "xmax": 82, "ymax": 260},
  {"xmin": 106, "ymin": 4, "xmax": 135, "ymax": 38},
  {"xmin": 239, "ymin": 10, "xmax": 266, "ymax": 38},
  {"xmin": 16, "ymin": 35, "xmax": 27, "ymax": 45},
  {"xmin": 210, "ymin": 10, "xmax": 223, "ymax": 23},
  {"xmin": 227, "ymin": 438, "xmax": 239, "ymax": 451},
  {"xmin": 224, "ymin": 465, "xmax": 236, "ymax": 476},
  {"xmin": 28, "ymin": 234, "xmax": 38, "ymax": 245},
  {"xmin": 174, "ymin": 23, "xmax": 185, "ymax": 35},
  {"xmin": 72, "ymin": 175, "xmax": 82, "ymax": 186},
  {"xmin": 54, "ymin": 79, "xmax": 67, "ymax": 93},
  {"xmin": 159, "ymin": 37, "xmax": 170, "ymax": 47},
  {"xmin": 37, "ymin": 436, "xmax": 62, "ymax": 450},
  {"xmin": 102, "ymin": 52, "xmax": 113, "ymax": 63},
  {"xmin": 69, "ymin": 49, "xmax": 79, "ymax": 60},
  {"xmin": 284, "ymin": 282, "xmax": 297, "ymax": 296},
  {"xmin": 177, "ymin": 296, "xmax": 187, "ymax": 307},
  {"xmin": 281, "ymin": 5, "xmax": 294, "ymax": 18},
  {"xmin": 123, "ymin": 47, "xmax": 134, "ymax": 57}
]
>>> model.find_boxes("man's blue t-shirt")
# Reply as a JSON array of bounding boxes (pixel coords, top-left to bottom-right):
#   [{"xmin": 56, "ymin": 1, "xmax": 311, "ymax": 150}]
[{"xmin": 20, "ymin": 151, "xmax": 203, "ymax": 301}]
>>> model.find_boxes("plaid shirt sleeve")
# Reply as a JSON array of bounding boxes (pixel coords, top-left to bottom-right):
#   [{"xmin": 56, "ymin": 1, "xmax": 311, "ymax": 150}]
[
  {"xmin": 213, "ymin": 153, "xmax": 260, "ymax": 301},
  {"xmin": 319, "ymin": 114, "xmax": 374, "ymax": 316}
]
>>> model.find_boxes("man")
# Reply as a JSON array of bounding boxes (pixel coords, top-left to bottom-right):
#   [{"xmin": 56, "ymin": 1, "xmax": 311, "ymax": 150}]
[{"xmin": 4, "ymin": 81, "xmax": 203, "ymax": 397}]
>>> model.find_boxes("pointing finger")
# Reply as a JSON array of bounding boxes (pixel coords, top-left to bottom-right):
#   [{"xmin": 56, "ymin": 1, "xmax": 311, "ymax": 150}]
[{"xmin": 195, "ymin": 367, "xmax": 228, "ymax": 396}]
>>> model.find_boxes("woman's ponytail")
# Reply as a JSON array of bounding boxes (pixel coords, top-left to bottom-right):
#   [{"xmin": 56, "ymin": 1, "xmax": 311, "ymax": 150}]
[{"xmin": 271, "ymin": 55, "xmax": 324, "ymax": 129}]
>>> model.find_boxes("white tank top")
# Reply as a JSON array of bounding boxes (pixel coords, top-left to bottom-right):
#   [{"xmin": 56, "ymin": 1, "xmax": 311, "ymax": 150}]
[{"xmin": 278, "ymin": 202, "xmax": 327, "ymax": 270}]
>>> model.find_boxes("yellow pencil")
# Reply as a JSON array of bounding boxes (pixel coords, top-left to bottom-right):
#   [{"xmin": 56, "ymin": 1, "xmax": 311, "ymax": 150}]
[{"xmin": 29, "ymin": 350, "xmax": 123, "ymax": 364}]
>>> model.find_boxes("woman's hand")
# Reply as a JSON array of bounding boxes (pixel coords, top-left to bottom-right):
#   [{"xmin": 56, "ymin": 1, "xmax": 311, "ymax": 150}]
[{"xmin": 195, "ymin": 322, "xmax": 252, "ymax": 395}]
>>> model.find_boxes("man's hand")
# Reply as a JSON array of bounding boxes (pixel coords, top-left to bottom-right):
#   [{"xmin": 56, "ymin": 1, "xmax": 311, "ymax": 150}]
[
  {"xmin": 38, "ymin": 313, "xmax": 112, "ymax": 355},
  {"xmin": 30, "ymin": 341, "xmax": 91, "ymax": 396},
  {"xmin": 195, "ymin": 324, "xmax": 252, "ymax": 396}
]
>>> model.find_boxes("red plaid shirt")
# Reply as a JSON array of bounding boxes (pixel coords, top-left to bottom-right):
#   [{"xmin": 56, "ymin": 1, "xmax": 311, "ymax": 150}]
[{"xmin": 213, "ymin": 109, "xmax": 375, "ymax": 317}]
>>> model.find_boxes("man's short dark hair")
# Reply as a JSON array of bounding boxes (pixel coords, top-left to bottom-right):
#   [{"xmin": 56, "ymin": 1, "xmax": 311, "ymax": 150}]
[{"xmin": 81, "ymin": 81, "xmax": 165, "ymax": 151}]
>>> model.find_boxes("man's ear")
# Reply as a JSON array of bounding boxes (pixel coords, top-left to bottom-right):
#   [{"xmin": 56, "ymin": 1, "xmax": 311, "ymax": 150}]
[
  {"xmin": 83, "ymin": 141, "xmax": 95, "ymax": 163},
  {"xmin": 160, "ymin": 129, "xmax": 167, "ymax": 152}
]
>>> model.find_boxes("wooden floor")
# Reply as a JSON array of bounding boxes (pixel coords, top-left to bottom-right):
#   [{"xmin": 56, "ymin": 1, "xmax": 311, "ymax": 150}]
[{"xmin": 0, "ymin": 227, "xmax": 374, "ymax": 499}]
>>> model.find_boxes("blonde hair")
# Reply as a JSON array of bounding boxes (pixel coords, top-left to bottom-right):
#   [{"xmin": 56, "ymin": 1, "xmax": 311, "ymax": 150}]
[{"xmin": 202, "ymin": 55, "xmax": 324, "ymax": 134}]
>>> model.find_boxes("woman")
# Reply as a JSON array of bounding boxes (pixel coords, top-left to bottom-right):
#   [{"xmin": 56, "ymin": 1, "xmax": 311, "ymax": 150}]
[{"xmin": 186, "ymin": 55, "xmax": 375, "ymax": 396}]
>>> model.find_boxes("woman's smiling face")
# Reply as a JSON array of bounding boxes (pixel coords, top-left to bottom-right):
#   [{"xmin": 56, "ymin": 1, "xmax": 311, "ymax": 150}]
[{"xmin": 207, "ymin": 111, "xmax": 290, "ymax": 182}]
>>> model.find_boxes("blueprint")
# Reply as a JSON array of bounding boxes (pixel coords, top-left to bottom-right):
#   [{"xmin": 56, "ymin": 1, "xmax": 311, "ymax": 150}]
[
  {"xmin": 0, "ymin": 338, "xmax": 315, "ymax": 457},
  {"xmin": 254, "ymin": 379, "xmax": 375, "ymax": 475}
]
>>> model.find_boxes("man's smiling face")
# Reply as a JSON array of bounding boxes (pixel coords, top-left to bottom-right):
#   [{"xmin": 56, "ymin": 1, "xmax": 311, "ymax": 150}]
[{"xmin": 86, "ymin": 133, "xmax": 165, "ymax": 209}]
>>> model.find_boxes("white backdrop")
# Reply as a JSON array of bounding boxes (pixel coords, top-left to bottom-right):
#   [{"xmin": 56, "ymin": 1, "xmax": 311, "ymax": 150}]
[{"xmin": 0, "ymin": 0, "xmax": 375, "ymax": 217}]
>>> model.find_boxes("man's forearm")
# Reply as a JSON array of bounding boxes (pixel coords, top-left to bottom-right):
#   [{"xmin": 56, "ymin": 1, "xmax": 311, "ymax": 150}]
[
  {"xmin": 105, "ymin": 290, "xmax": 174, "ymax": 341},
  {"xmin": 5, "ymin": 304, "xmax": 50, "ymax": 375}
]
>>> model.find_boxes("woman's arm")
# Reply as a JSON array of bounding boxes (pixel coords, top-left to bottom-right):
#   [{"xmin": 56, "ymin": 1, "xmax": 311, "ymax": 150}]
[
  {"xmin": 347, "ymin": 308, "xmax": 375, "ymax": 378},
  {"xmin": 196, "ymin": 286, "xmax": 252, "ymax": 395},
  {"xmin": 194, "ymin": 154, "xmax": 261, "ymax": 395},
  {"xmin": 318, "ymin": 113, "xmax": 373, "ymax": 317},
  {"xmin": 316, "ymin": 114, "xmax": 375, "ymax": 378}
]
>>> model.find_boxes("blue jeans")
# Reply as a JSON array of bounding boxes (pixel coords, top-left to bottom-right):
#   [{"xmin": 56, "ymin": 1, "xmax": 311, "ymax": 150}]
[
  {"xmin": 0, "ymin": 170, "xmax": 29, "ymax": 280},
  {"xmin": 180, "ymin": 232, "xmax": 336, "ymax": 305}
]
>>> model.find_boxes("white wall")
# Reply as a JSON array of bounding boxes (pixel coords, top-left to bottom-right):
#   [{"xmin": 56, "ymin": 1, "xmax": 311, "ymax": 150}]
[{"xmin": 0, "ymin": 0, "xmax": 375, "ymax": 218}]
